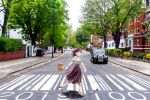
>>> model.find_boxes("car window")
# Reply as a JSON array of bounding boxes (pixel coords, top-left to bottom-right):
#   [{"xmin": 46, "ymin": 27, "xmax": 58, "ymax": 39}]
[{"xmin": 93, "ymin": 48, "xmax": 105, "ymax": 53}]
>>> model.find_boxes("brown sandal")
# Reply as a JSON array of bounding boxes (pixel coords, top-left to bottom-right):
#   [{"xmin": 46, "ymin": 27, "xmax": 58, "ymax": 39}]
[{"xmin": 58, "ymin": 86, "xmax": 64, "ymax": 92}]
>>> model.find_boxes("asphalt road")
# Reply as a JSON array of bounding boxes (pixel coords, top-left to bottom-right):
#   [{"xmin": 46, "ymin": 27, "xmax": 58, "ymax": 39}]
[{"xmin": 0, "ymin": 50, "xmax": 150, "ymax": 100}]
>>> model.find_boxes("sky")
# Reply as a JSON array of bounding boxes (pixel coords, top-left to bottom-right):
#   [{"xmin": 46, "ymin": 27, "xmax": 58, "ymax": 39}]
[{"xmin": 65, "ymin": 0, "xmax": 85, "ymax": 31}]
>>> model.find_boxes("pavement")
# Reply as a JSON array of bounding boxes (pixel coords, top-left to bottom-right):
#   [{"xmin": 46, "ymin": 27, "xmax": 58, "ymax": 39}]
[
  {"xmin": 0, "ymin": 52, "xmax": 63, "ymax": 79},
  {"xmin": 109, "ymin": 56, "xmax": 150, "ymax": 76}
]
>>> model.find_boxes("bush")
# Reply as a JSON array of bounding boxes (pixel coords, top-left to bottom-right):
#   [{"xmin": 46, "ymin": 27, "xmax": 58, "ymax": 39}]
[
  {"xmin": 107, "ymin": 49, "xmax": 114, "ymax": 56},
  {"xmin": 131, "ymin": 52, "xmax": 145, "ymax": 59},
  {"xmin": 123, "ymin": 51, "xmax": 131, "ymax": 57},
  {"xmin": 107, "ymin": 49, "xmax": 122, "ymax": 57},
  {"xmin": 137, "ymin": 53, "xmax": 145, "ymax": 59},
  {"xmin": 114, "ymin": 49, "xmax": 122, "ymax": 56},
  {"xmin": 0, "ymin": 37, "xmax": 23, "ymax": 52},
  {"xmin": 145, "ymin": 54, "xmax": 150, "ymax": 60}
]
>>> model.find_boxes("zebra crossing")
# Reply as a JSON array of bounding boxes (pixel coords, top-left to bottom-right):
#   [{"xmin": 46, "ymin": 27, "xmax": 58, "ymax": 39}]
[{"xmin": 0, "ymin": 74, "xmax": 150, "ymax": 92}]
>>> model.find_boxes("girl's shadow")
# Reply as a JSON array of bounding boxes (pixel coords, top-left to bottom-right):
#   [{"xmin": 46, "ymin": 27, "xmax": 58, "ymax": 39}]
[{"xmin": 62, "ymin": 90, "xmax": 84, "ymax": 99}]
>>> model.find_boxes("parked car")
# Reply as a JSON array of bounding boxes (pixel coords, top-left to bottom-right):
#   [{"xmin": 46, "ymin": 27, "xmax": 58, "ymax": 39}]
[{"xmin": 90, "ymin": 47, "xmax": 108, "ymax": 64}]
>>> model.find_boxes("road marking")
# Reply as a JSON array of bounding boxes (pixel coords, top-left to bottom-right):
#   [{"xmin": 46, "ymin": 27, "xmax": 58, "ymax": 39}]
[
  {"xmin": 106, "ymin": 75, "xmax": 124, "ymax": 91},
  {"xmin": 118, "ymin": 75, "xmax": 147, "ymax": 91},
  {"xmin": 0, "ymin": 75, "xmax": 27, "ymax": 91},
  {"xmin": 32, "ymin": 75, "xmax": 51, "ymax": 91},
  {"xmin": 94, "ymin": 75, "xmax": 105, "ymax": 90},
  {"xmin": 60, "ymin": 76, "xmax": 66, "ymax": 86},
  {"xmin": 7, "ymin": 75, "xmax": 34, "ymax": 90},
  {"xmin": 83, "ymin": 75, "xmax": 88, "ymax": 90},
  {"xmin": 25, "ymin": 75, "xmax": 45, "ymax": 90},
  {"xmin": 1, "ymin": 74, "xmax": 150, "ymax": 92},
  {"xmin": 53, "ymin": 75, "xmax": 62, "ymax": 90},
  {"xmin": 81, "ymin": 63, "xmax": 86, "ymax": 72},
  {"xmin": 41, "ymin": 75, "xmax": 59, "ymax": 90},
  {"xmin": 18, "ymin": 75, "xmax": 41, "ymax": 90},
  {"xmin": 127, "ymin": 75, "xmax": 150, "ymax": 89},
  {"xmin": 110, "ymin": 75, "xmax": 133, "ymax": 91},
  {"xmin": 95, "ymin": 93, "xmax": 101, "ymax": 100},
  {"xmin": 82, "ymin": 79, "xmax": 86, "ymax": 94},
  {"xmin": 87, "ymin": 75, "xmax": 100, "ymax": 90},
  {"xmin": 97, "ymin": 75, "xmax": 112, "ymax": 91}
]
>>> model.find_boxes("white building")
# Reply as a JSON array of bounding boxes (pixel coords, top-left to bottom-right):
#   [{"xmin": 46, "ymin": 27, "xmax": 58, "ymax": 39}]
[{"xmin": 107, "ymin": 38, "xmax": 125, "ymax": 49}]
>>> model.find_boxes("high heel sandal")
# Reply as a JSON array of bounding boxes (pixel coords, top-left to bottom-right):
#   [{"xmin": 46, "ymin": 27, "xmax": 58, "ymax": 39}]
[{"xmin": 58, "ymin": 86, "xmax": 64, "ymax": 92}]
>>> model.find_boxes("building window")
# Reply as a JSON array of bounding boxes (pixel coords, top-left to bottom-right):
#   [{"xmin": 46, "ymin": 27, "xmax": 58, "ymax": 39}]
[
  {"xmin": 137, "ymin": 28, "xmax": 140, "ymax": 33},
  {"xmin": 146, "ymin": 0, "xmax": 150, "ymax": 7},
  {"xmin": 136, "ymin": 39, "xmax": 139, "ymax": 46},
  {"xmin": 134, "ymin": 39, "xmax": 139, "ymax": 46},
  {"xmin": 109, "ymin": 44, "xmax": 111, "ymax": 47},
  {"xmin": 112, "ymin": 42, "xmax": 115, "ymax": 47},
  {"xmin": 129, "ymin": 40, "xmax": 132, "ymax": 47},
  {"xmin": 121, "ymin": 43, "xmax": 124, "ymax": 48},
  {"xmin": 146, "ymin": 37, "xmax": 150, "ymax": 45}
]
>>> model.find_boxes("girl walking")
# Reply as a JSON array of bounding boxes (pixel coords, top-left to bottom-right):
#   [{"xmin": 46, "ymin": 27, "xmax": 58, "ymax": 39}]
[{"xmin": 59, "ymin": 48, "xmax": 86, "ymax": 96}]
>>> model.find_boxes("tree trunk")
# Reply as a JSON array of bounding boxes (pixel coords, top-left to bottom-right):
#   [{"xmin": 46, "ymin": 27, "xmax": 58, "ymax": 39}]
[
  {"xmin": 1, "ymin": 0, "xmax": 13, "ymax": 37},
  {"xmin": 31, "ymin": 37, "xmax": 36, "ymax": 46},
  {"xmin": 103, "ymin": 35, "xmax": 107, "ymax": 48},
  {"xmin": 113, "ymin": 31, "xmax": 121, "ymax": 48}
]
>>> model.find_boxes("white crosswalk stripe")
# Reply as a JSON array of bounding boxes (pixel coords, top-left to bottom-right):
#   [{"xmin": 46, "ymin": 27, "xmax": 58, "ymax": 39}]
[
  {"xmin": 0, "ymin": 75, "xmax": 27, "ymax": 91},
  {"xmin": 40, "ymin": 75, "xmax": 59, "ymax": 90},
  {"xmin": 18, "ymin": 75, "xmax": 41, "ymax": 90},
  {"xmin": 127, "ymin": 75, "xmax": 150, "ymax": 89},
  {"xmin": 110, "ymin": 74, "xmax": 133, "ymax": 91},
  {"xmin": 117, "ymin": 74, "xmax": 147, "ymax": 91},
  {"xmin": 25, "ymin": 74, "xmax": 45, "ymax": 90},
  {"xmin": 87, "ymin": 75, "xmax": 100, "ymax": 90},
  {"xmin": 32, "ymin": 75, "xmax": 51, "ymax": 91},
  {"xmin": 0, "ymin": 74, "xmax": 149, "ymax": 92},
  {"xmin": 7, "ymin": 75, "xmax": 34, "ymax": 91},
  {"xmin": 106, "ymin": 75, "xmax": 124, "ymax": 91}
]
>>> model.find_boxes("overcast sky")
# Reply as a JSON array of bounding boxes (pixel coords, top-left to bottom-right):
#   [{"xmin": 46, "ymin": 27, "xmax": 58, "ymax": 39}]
[{"xmin": 65, "ymin": 0, "xmax": 84, "ymax": 31}]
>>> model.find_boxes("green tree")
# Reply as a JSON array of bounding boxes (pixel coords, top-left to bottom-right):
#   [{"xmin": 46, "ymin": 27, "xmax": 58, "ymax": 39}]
[
  {"xmin": 82, "ymin": 0, "xmax": 143, "ymax": 48},
  {"xmin": 0, "ymin": 0, "xmax": 13, "ymax": 37},
  {"xmin": 8, "ymin": 0, "xmax": 68, "ymax": 47},
  {"xmin": 67, "ymin": 33, "xmax": 81, "ymax": 48}
]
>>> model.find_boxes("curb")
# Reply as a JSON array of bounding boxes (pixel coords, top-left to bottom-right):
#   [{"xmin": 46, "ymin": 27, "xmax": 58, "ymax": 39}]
[
  {"xmin": 0, "ymin": 53, "xmax": 64, "ymax": 79},
  {"xmin": 109, "ymin": 60, "xmax": 150, "ymax": 77}
]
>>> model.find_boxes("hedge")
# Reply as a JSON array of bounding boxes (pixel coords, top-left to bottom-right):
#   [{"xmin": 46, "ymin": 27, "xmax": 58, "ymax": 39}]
[
  {"xmin": 0, "ymin": 37, "xmax": 23, "ymax": 52},
  {"xmin": 145, "ymin": 54, "xmax": 150, "ymax": 60},
  {"xmin": 107, "ymin": 49, "xmax": 122, "ymax": 56},
  {"xmin": 123, "ymin": 51, "xmax": 131, "ymax": 57}
]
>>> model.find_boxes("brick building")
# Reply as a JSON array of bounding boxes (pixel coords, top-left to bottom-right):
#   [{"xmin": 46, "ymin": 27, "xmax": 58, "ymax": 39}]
[{"xmin": 127, "ymin": 1, "xmax": 150, "ymax": 53}]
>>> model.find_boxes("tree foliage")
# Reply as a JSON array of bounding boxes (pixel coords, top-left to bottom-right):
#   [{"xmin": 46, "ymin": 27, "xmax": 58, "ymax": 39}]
[
  {"xmin": 8, "ymin": 0, "xmax": 68, "ymax": 46},
  {"xmin": 0, "ymin": 0, "xmax": 13, "ymax": 37},
  {"xmin": 82, "ymin": 0, "xmax": 143, "ymax": 48}
]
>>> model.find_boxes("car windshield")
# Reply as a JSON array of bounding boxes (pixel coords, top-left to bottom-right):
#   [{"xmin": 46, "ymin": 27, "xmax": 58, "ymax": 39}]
[{"xmin": 93, "ymin": 48, "xmax": 105, "ymax": 54}]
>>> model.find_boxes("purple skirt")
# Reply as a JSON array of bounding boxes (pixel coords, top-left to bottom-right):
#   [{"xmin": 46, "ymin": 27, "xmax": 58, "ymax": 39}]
[{"xmin": 66, "ymin": 64, "xmax": 82, "ymax": 84}]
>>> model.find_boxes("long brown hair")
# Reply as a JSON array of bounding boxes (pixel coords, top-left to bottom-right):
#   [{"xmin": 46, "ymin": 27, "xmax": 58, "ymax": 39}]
[{"xmin": 72, "ymin": 48, "xmax": 81, "ymax": 57}]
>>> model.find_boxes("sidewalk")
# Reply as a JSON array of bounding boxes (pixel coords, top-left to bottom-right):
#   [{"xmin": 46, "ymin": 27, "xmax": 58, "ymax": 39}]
[
  {"xmin": 109, "ymin": 56, "xmax": 150, "ymax": 76},
  {"xmin": 0, "ymin": 52, "xmax": 62, "ymax": 79}
]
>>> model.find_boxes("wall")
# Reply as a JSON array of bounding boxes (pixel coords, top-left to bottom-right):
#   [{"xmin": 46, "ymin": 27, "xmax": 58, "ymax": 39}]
[{"xmin": 0, "ymin": 51, "xmax": 25, "ymax": 61}]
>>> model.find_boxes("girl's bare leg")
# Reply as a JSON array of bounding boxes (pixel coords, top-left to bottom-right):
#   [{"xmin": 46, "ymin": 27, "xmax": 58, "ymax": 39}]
[
  {"xmin": 59, "ymin": 81, "xmax": 70, "ymax": 92},
  {"xmin": 78, "ymin": 83, "xmax": 83, "ymax": 96}
]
